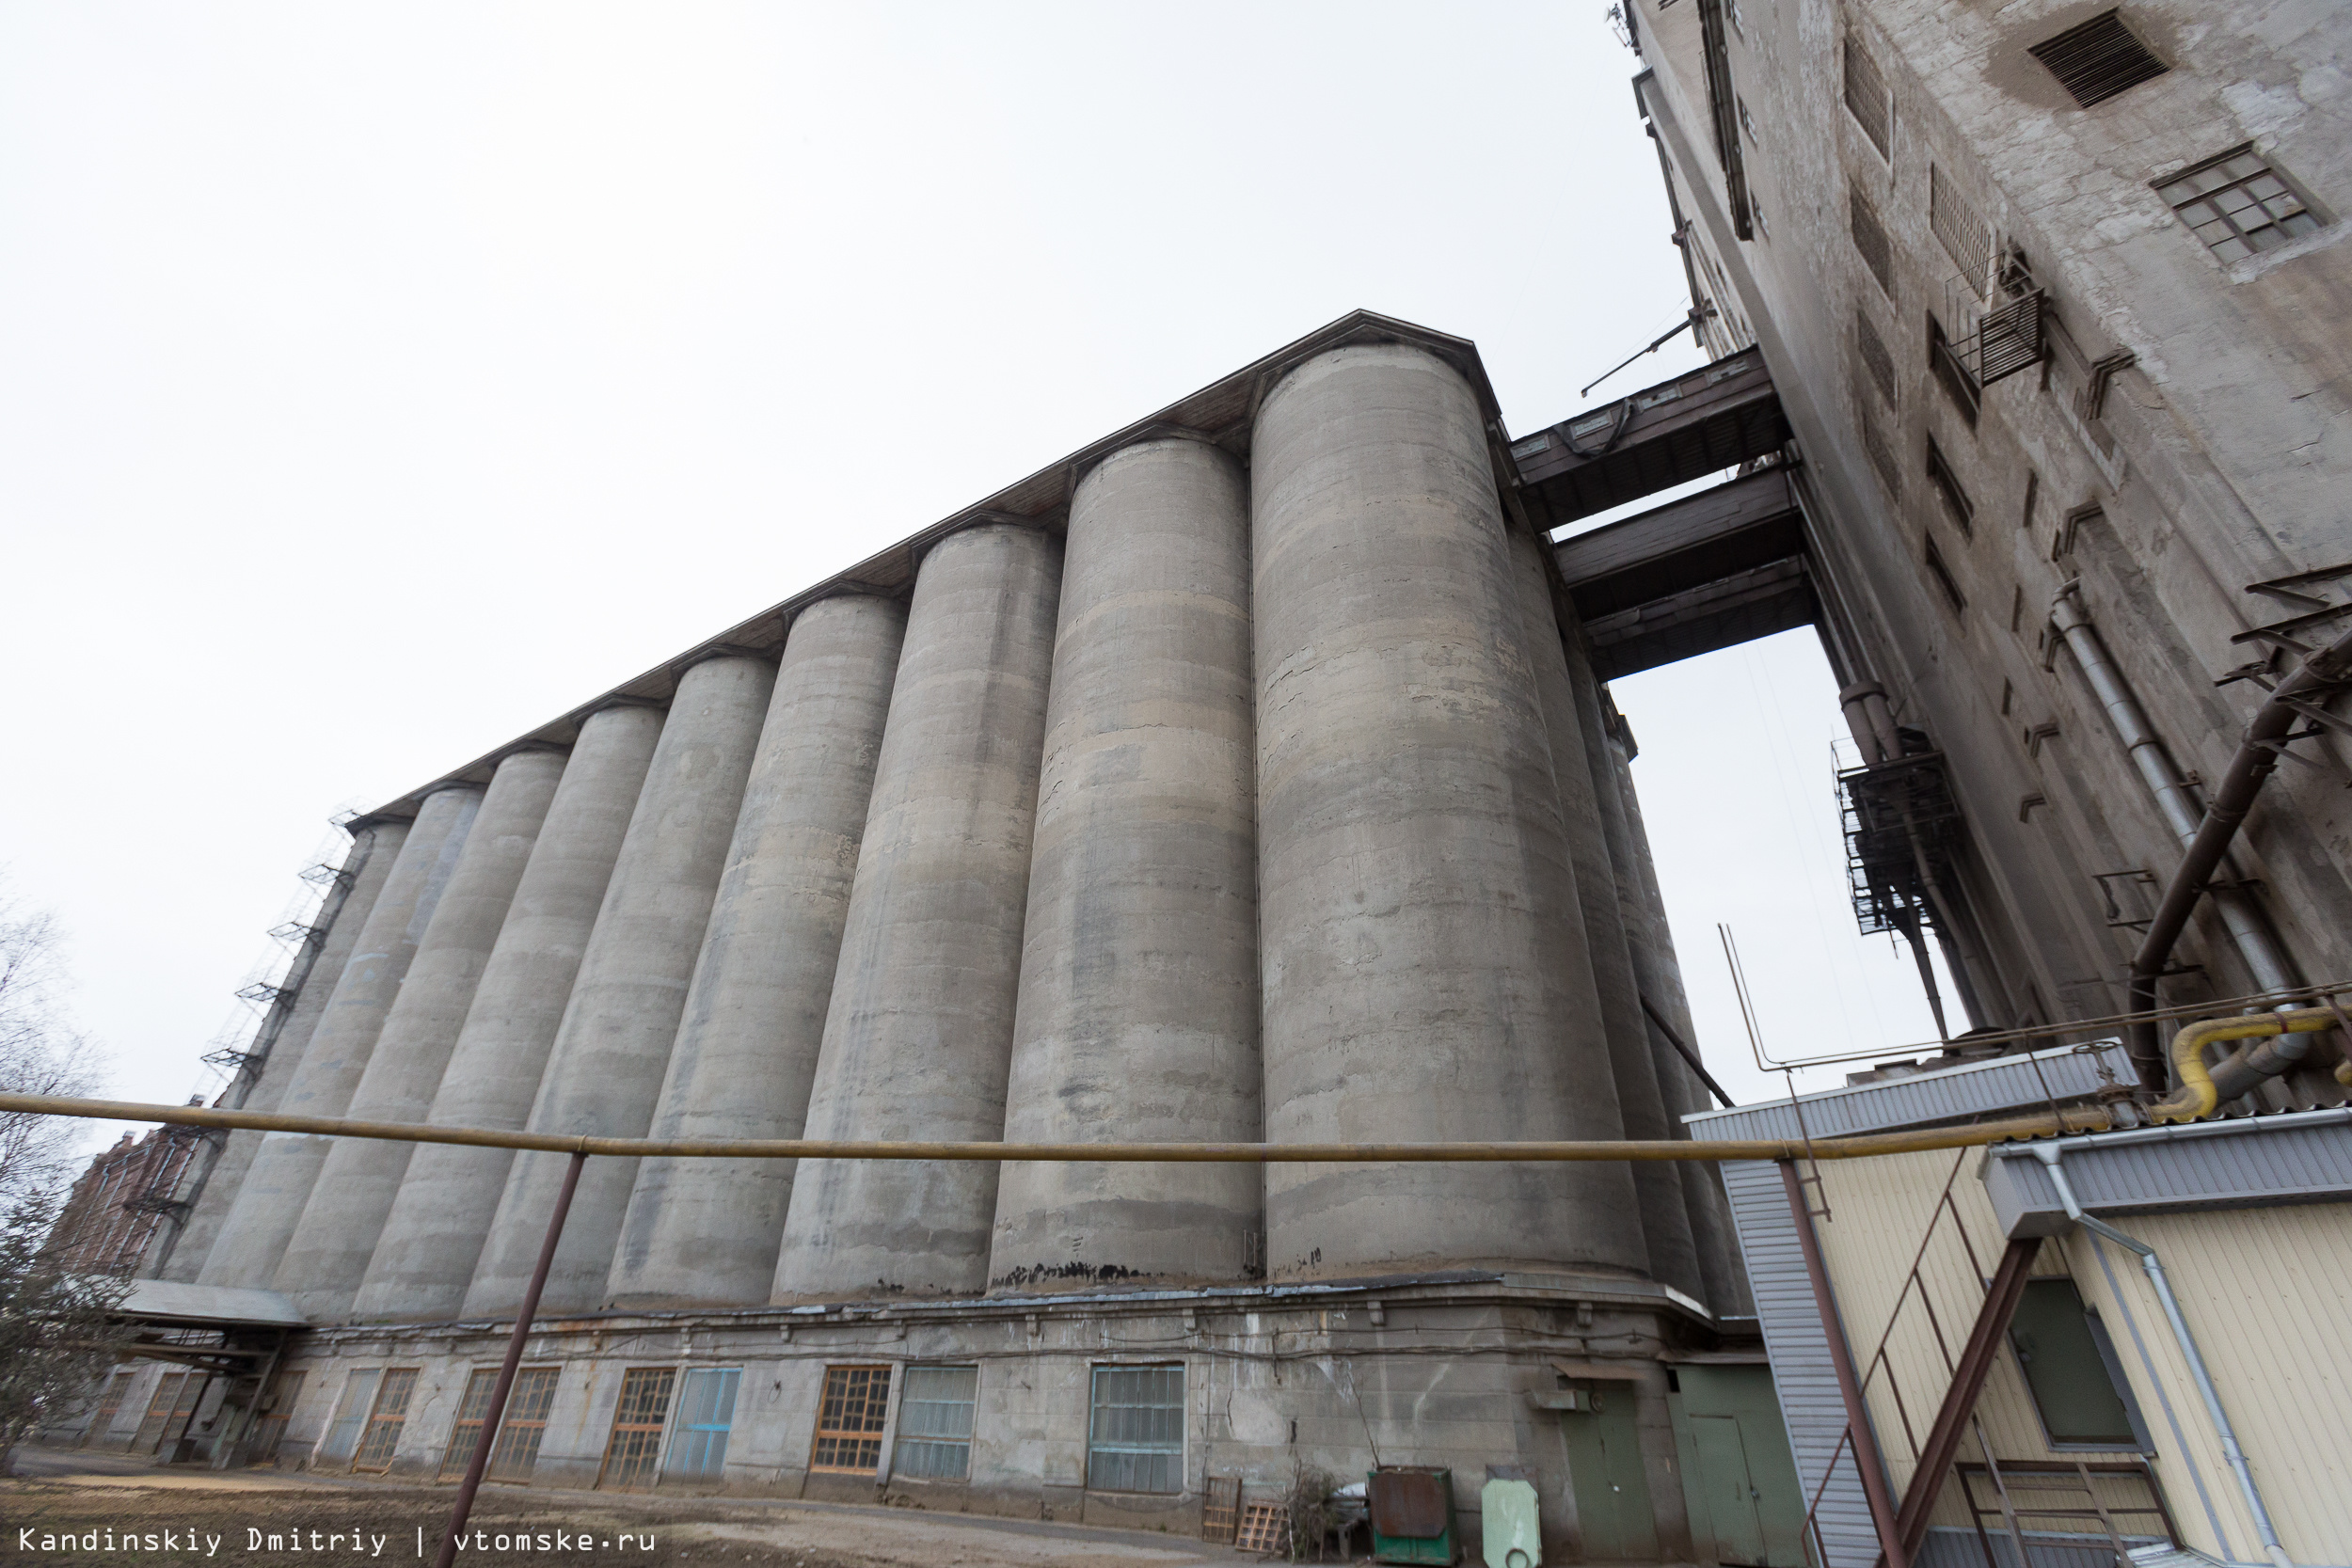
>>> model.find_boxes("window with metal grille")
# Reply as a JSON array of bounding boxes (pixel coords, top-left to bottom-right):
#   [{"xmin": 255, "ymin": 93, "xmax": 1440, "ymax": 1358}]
[
  {"xmin": 1850, "ymin": 190, "xmax": 1895, "ymax": 295},
  {"xmin": 246, "ymin": 1370, "xmax": 306, "ymax": 1464},
  {"xmin": 1862, "ymin": 419, "xmax": 1903, "ymax": 498},
  {"xmin": 2028, "ymin": 10, "xmax": 2167, "ymax": 107},
  {"xmin": 1842, "ymin": 37, "xmax": 1891, "ymax": 157},
  {"xmin": 1928, "ymin": 318, "xmax": 1981, "ymax": 427},
  {"xmin": 317, "ymin": 1369, "xmax": 380, "ymax": 1465},
  {"xmin": 1930, "ymin": 166, "xmax": 1993, "ymax": 294},
  {"xmin": 1855, "ymin": 311, "xmax": 1897, "ymax": 405},
  {"xmin": 598, "ymin": 1368, "xmax": 677, "ymax": 1492},
  {"xmin": 80, "ymin": 1371, "xmax": 132, "ymax": 1449},
  {"xmin": 664, "ymin": 1368, "xmax": 741, "ymax": 1483},
  {"xmin": 1087, "ymin": 1365, "xmax": 1184, "ymax": 1495},
  {"xmin": 2156, "ymin": 148, "xmax": 2324, "ymax": 262},
  {"xmin": 810, "ymin": 1365, "xmax": 892, "ymax": 1473},
  {"xmin": 133, "ymin": 1371, "xmax": 203, "ymax": 1456},
  {"xmin": 894, "ymin": 1365, "xmax": 978, "ymax": 1481},
  {"xmin": 1925, "ymin": 436, "xmax": 1975, "ymax": 533},
  {"xmin": 439, "ymin": 1367, "xmax": 561, "ymax": 1483},
  {"xmin": 1925, "ymin": 535, "xmax": 1967, "ymax": 613},
  {"xmin": 2010, "ymin": 1279, "xmax": 2151, "ymax": 1449},
  {"xmin": 351, "ymin": 1369, "xmax": 419, "ymax": 1472}
]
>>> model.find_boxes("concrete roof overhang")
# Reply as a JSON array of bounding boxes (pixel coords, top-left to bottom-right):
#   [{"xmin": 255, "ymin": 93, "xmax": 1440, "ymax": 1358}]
[{"xmin": 353, "ymin": 309, "xmax": 1511, "ymax": 828}]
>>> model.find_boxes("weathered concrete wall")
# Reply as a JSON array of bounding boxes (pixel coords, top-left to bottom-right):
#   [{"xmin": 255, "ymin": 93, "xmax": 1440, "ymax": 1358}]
[
  {"xmin": 468, "ymin": 655, "xmax": 775, "ymax": 1318},
  {"xmin": 989, "ymin": 438, "xmax": 1262, "ymax": 1293},
  {"xmin": 267, "ymin": 1275, "xmax": 1712, "ymax": 1563},
  {"xmin": 275, "ymin": 747, "xmax": 567, "ymax": 1320},
  {"xmin": 1252, "ymin": 340, "xmax": 1646, "ymax": 1282},
  {"xmin": 160, "ymin": 821, "xmax": 406, "ymax": 1284},
  {"xmin": 609, "ymin": 594, "xmax": 908, "ymax": 1309},
  {"xmin": 356, "ymin": 704, "xmax": 664, "ymax": 1323},
  {"xmin": 1631, "ymin": 0, "xmax": 2352, "ymax": 1097},
  {"xmin": 199, "ymin": 786, "xmax": 481, "ymax": 1288},
  {"xmin": 776, "ymin": 524, "xmax": 1061, "ymax": 1301}
]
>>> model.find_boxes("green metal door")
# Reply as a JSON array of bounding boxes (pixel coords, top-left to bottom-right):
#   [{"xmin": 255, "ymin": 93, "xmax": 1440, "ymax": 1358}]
[
  {"xmin": 1560, "ymin": 1398, "xmax": 1659, "ymax": 1560},
  {"xmin": 1691, "ymin": 1415, "xmax": 1769, "ymax": 1566}
]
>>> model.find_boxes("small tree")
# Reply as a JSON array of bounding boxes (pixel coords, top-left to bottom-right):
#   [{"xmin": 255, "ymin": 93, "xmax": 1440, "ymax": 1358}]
[
  {"xmin": 0, "ymin": 1189, "xmax": 131, "ymax": 1472},
  {"xmin": 0, "ymin": 876, "xmax": 127, "ymax": 1473}
]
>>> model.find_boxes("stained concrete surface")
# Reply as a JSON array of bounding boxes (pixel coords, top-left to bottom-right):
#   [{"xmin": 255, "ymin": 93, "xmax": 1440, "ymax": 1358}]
[{"xmin": 8, "ymin": 1447, "xmax": 1263, "ymax": 1567}]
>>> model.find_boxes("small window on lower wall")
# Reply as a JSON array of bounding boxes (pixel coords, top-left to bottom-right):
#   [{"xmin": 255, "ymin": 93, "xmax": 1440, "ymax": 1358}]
[
  {"xmin": 1088, "ymin": 1365, "xmax": 1184, "ymax": 1494},
  {"xmin": 316, "ymin": 1369, "xmax": 380, "ymax": 1465},
  {"xmin": 665, "ymin": 1368, "xmax": 741, "ymax": 1484},
  {"xmin": 810, "ymin": 1365, "xmax": 892, "ymax": 1474},
  {"xmin": 895, "ymin": 1365, "xmax": 978, "ymax": 1481},
  {"xmin": 2010, "ymin": 1278, "xmax": 2150, "ymax": 1449}
]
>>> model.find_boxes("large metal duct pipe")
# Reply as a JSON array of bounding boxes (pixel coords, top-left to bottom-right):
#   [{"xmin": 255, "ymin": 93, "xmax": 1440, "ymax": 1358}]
[
  {"xmin": 1510, "ymin": 530, "xmax": 1696, "ymax": 1299},
  {"xmin": 607, "ymin": 594, "xmax": 907, "ymax": 1307},
  {"xmin": 354, "ymin": 702, "xmax": 662, "ymax": 1321},
  {"xmin": 198, "ymin": 784, "xmax": 482, "ymax": 1287},
  {"xmin": 1251, "ymin": 341, "xmax": 1645, "ymax": 1281},
  {"xmin": 987, "ymin": 438, "xmax": 1261, "ymax": 1291},
  {"xmin": 465, "ymin": 652, "xmax": 774, "ymax": 1317},
  {"xmin": 2048, "ymin": 587, "xmax": 2299, "ymax": 1072},
  {"xmin": 160, "ymin": 820, "xmax": 406, "ymax": 1283},
  {"xmin": 272, "ymin": 746, "xmax": 567, "ymax": 1319},
  {"xmin": 774, "ymin": 523, "xmax": 1061, "ymax": 1300}
]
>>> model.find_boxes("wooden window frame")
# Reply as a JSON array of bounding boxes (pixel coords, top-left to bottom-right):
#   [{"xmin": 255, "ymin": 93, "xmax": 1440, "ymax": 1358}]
[
  {"xmin": 350, "ymin": 1368, "xmax": 420, "ymax": 1473},
  {"xmin": 597, "ymin": 1367, "xmax": 677, "ymax": 1493},
  {"xmin": 809, "ymin": 1364, "xmax": 893, "ymax": 1475},
  {"xmin": 440, "ymin": 1366, "xmax": 562, "ymax": 1483}
]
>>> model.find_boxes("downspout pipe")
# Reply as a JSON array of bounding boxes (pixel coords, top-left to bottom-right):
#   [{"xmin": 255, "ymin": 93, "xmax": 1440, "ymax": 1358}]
[
  {"xmin": 2018, "ymin": 1142, "xmax": 2294, "ymax": 1568},
  {"xmin": 2046, "ymin": 586, "xmax": 2312, "ymax": 1084},
  {"xmin": 2122, "ymin": 616, "xmax": 2352, "ymax": 1086}
]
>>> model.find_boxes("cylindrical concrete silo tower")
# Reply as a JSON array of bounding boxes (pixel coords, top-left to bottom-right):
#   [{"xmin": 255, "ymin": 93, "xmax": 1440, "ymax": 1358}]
[
  {"xmin": 199, "ymin": 784, "xmax": 482, "ymax": 1288},
  {"xmin": 354, "ymin": 701, "xmax": 663, "ymax": 1322},
  {"xmin": 988, "ymin": 436, "xmax": 1261, "ymax": 1291},
  {"xmin": 1251, "ymin": 341, "xmax": 1645, "ymax": 1281},
  {"xmin": 774, "ymin": 522, "xmax": 1061, "ymax": 1301},
  {"xmin": 161, "ymin": 818, "xmax": 407, "ymax": 1284},
  {"xmin": 606, "ymin": 594, "xmax": 907, "ymax": 1308},
  {"xmin": 273, "ymin": 744, "xmax": 567, "ymax": 1319},
  {"xmin": 1509, "ymin": 530, "xmax": 1700, "ymax": 1302},
  {"xmin": 465, "ymin": 651, "xmax": 774, "ymax": 1317}
]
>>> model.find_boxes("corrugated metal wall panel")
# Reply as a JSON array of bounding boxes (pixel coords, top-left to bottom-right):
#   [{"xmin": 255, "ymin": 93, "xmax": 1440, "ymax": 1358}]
[
  {"xmin": 2065, "ymin": 1204, "xmax": 2352, "ymax": 1564},
  {"xmin": 1723, "ymin": 1157, "xmax": 1884, "ymax": 1568}
]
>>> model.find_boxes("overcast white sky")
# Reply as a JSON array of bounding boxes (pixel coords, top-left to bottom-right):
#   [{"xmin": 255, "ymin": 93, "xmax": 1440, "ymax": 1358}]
[{"xmin": 0, "ymin": 3, "xmax": 1951, "ymax": 1156}]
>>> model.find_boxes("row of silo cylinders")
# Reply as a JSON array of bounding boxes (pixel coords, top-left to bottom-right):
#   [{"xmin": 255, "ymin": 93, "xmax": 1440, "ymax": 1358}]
[{"xmin": 175, "ymin": 343, "xmax": 1739, "ymax": 1323}]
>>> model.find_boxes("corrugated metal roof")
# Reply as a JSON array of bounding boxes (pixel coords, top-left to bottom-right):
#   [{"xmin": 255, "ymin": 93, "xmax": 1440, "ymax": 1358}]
[
  {"xmin": 1685, "ymin": 1040, "xmax": 2131, "ymax": 1142},
  {"xmin": 1985, "ymin": 1107, "xmax": 2352, "ymax": 1238}
]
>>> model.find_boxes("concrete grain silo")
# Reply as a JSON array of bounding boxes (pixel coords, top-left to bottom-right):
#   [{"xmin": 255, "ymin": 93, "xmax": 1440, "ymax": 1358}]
[{"xmin": 165, "ymin": 314, "xmax": 1744, "ymax": 1553}]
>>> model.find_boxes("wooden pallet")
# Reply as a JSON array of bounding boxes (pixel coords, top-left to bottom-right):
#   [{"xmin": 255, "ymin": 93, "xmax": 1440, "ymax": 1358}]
[
  {"xmin": 1201, "ymin": 1475, "xmax": 1241, "ymax": 1544},
  {"xmin": 1235, "ymin": 1501, "xmax": 1290, "ymax": 1555}
]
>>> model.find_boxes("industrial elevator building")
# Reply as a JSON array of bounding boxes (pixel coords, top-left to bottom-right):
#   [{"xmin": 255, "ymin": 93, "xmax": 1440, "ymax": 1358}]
[{"xmin": 130, "ymin": 315, "xmax": 1766, "ymax": 1555}]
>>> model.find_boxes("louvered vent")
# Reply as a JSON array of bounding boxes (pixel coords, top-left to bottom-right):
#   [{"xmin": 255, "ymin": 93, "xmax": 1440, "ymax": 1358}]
[
  {"xmin": 1855, "ymin": 311, "xmax": 1898, "ymax": 404},
  {"xmin": 2028, "ymin": 10, "xmax": 2168, "ymax": 107},
  {"xmin": 1843, "ymin": 38, "xmax": 1891, "ymax": 157},
  {"xmin": 1850, "ymin": 190, "xmax": 1896, "ymax": 295},
  {"xmin": 1930, "ymin": 166, "xmax": 1993, "ymax": 294}
]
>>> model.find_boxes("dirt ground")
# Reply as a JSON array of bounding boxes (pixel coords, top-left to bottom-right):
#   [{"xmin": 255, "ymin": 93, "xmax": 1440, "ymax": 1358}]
[{"xmin": 3, "ymin": 1449, "xmax": 1265, "ymax": 1568}]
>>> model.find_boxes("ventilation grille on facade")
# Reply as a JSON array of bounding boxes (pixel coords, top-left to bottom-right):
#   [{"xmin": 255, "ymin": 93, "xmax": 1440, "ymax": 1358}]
[
  {"xmin": 1855, "ymin": 310, "xmax": 1897, "ymax": 404},
  {"xmin": 1862, "ymin": 418, "xmax": 1903, "ymax": 498},
  {"xmin": 1850, "ymin": 190, "xmax": 1896, "ymax": 294},
  {"xmin": 2028, "ymin": 10, "xmax": 2168, "ymax": 107},
  {"xmin": 1930, "ymin": 166, "xmax": 1993, "ymax": 295},
  {"xmin": 1843, "ymin": 37, "xmax": 1891, "ymax": 156}
]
